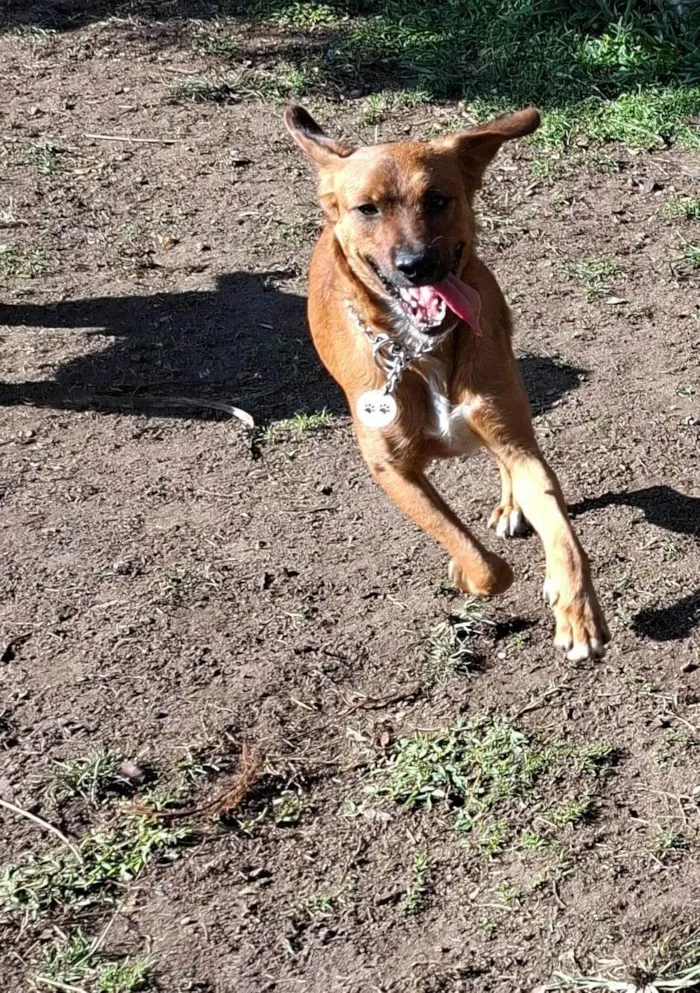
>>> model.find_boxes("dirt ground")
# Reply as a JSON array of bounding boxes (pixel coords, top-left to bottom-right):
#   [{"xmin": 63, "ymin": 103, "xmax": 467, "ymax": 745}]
[{"xmin": 1, "ymin": 10, "xmax": 699, "ymax": 993}]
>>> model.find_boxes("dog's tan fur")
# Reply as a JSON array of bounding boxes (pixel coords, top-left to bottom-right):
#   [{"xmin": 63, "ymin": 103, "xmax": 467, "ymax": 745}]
[{"xmin": 285, "ymin": 105, "xmax": 609, "ymax": 660}]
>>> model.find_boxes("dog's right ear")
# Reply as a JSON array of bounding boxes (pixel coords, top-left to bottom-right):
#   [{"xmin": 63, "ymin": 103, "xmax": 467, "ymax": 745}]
[{"xmin": 284, "ymin": 105, "xmax": 354, "ymax": 169}]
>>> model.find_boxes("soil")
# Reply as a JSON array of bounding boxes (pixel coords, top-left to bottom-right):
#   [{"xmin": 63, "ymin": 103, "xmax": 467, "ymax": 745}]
[{"xmin": 1, "ymin": 10, "xmax": 699, "ymax": 993}]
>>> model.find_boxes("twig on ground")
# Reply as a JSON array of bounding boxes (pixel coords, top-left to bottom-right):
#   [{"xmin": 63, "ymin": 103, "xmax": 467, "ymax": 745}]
[
  {"xmin": 85, "ymin": 133, "xmax": 181, "ymax": 144},
  {"xmin": 0, "ymin": 796, "xmax": 82, "ymax": 862}
]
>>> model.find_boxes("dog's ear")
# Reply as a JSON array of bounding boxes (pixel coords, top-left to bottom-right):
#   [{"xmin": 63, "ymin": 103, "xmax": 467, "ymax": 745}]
[
  {"xmin": 284, "ymin": 105, "xmax": 354, "ymax": 169},
  {"xmin": 441, "ymin": 108, "xmax": 540, "ymax": 189}
]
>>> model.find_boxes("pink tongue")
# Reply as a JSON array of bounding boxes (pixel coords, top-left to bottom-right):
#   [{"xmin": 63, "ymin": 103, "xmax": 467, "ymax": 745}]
[{"xmin": 433, "ymin": 274, "xmax": 482, "ymax": 334}]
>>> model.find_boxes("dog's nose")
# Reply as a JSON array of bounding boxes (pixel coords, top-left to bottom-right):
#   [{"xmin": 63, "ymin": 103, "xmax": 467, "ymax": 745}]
[{"xmin": 394, "ymin": 246, "xmax": 440, "ymax": 285}]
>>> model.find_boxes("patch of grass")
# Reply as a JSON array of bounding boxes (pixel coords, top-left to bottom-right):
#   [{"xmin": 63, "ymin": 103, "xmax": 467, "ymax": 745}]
[
  {"xmin": 402, "ymin": 852, "xmax": 430, "ymax": 916},
  {"xmin": 681, "ymin": 244, "xmax": 700, "ymax": 270},
  {"xmin": 98, "ymin": 959, "xmax": 153, "ymax": 993},
  {"xmin": 153, "ymin": 564, "xmax": 221, "ymax": 606},
  {"xmin": 264, "ymin": 1, "xmax": 345, "ymax": 29},
  {"xmin": 262, "ymin": 409, "xmax": 333, "ymax": 445},
  {"xmin": 649, "ymin": 827, "xmax": 690, "ymax": 864},
  {"xmin": 366, "ymin": 716, "xmax": 614, "ymax": 855},
  {"xmin": 285, "ymin": 891, "xmax": 337, "ymax": 955},
  {"xmin": 36, "ymin": 931, "xmax": 153, "ymax": 993},
  {"xmin": 564, "ymin": 257, "xmax": 622, "ymax": 298},
  {"xmin": 23, "ymin": 143, "xmax": 64, "ymax": 176},
  {"xmin": 170, "ymin": 76, "xmax": 242, "ymax": 104},
  {"xmin": 241, "ymin": 1, "xmax": 700, "ymax": 149},
  {"xmin": 0, "ymin": 815, "xmax": 189, "ymax": 918},
  {"xmin": 550, "ymin": 796, "xmax": 593, "ymax": 826},
  {"xmin": 356, "ymin": 87, "xmax": 430, "ymax": 126},
  {"xmin": 278, "ymin": 216, "xmax": 321, "ymax": 247},
  {"xmin": 424, "ymin": 598, "xmax": 489, "ymax": 683},
  {"xmin": 0, "ymin": 244, "xmax": 47, "ymax": 280},
  {"xmin": 544, "ymin": 932, "xmax": 700, "ymax": 992},
  {"xmin": 49, "ymin": 749, "xmax": 126, "ymax": 806},
  {"xmin": 664, "ymin": 196, "xmax": 700, "ymax": 221}
]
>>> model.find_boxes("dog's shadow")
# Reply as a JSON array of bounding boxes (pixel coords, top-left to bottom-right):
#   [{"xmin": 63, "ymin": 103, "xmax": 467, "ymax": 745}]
[
  {"xmin": 0, "ymin": 272, "xmax": 583, "ymax": 424},
  {"xmin": 571, "ymin": 486, "xmax": 700, "ymax": 642}
]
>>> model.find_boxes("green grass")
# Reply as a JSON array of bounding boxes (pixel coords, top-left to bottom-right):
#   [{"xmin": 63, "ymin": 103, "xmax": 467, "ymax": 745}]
[
  {"xmin": 664, "ymin": 196, "xmax": 700, "ymax": 220},
  {"xmin": 402, "ymin": 852, "xmax": 430, "ymax": 916},
  {"xmin": 170, "ymin": 76, "xmax": 242, "ymax": 104},
  {"xmin": 234, "ymin": 1, "xmax": 700, "ymax": 149},
  {"xmin": 365, "ymin": 716, "xmax": 614, "ymax": 855},
  {"xmin": 36, "ymin": 931, "xmax": 153, "ymax": 993},
  {"xmin": 0, "ymin": 815, "xmax": 189, "ymax": 918},
  {"xmin": 262, "ymin": 409, "xmax": 334, "ymax": 445},
  {"xmin": 49, "ymin": 749, "xmax": 126, "ymax": 806},
  {"xmin": 564, "ymin": 257, "xmax": 623, "ymax": 297},
  {"xmin": 424, "ymin": 598, "xmax": 490, "ymax": 683},
  {"xmin": 356, "ymin": 88, "xmax": 430, "ymax": 126},
  {"xmin": 649, "ymin": 827, "xmax": 690, "ymax": 864},
  {"xmin": 0, "ymin": 244, "xmax": 47, "ymax": 280},
  {"xmin": 681, "ymin": 244, "xmax": 700, "ymax": 270}
]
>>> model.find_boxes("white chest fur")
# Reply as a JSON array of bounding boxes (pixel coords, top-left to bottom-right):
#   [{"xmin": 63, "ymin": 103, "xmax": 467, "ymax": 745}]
[{"xmin": 421, "ymin": 360, "xmax": 481, "ymax": 456}]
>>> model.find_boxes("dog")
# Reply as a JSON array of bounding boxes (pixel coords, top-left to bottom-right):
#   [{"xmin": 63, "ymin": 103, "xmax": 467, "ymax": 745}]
[{"xmin": 285, "ymin": 104, "xmax": 610, "ymax": 661}]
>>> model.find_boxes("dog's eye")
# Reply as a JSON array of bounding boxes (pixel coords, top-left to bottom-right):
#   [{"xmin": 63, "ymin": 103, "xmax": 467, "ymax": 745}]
[
  {"xmin": 425, "ymin": 193, "xmax": 448, "ymax": 212},
  {"xmin": 357, "ymin": 203, "xmax": 379, "ymax": 217}
]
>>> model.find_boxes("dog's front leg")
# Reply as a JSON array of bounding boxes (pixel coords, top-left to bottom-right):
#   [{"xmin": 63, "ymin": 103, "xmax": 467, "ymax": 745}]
[
  {"xmin": 474, "ymin": 413, "xmax": 609, "ymax": 658},
  {"xmin": 362, "ymin": 446, "xmax": 513, "ymax": 597}
]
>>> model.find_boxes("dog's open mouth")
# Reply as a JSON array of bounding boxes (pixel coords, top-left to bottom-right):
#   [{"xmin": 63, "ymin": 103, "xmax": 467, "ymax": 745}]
[{"xmin": 369, "ymin": 244, "xmax": 481, "ymax": 336}]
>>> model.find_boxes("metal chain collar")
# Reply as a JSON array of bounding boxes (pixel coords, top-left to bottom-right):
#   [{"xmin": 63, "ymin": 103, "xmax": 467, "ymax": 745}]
[{"xmin": 344, "ymin": 301, "xmax": 440, "ymax": 396}]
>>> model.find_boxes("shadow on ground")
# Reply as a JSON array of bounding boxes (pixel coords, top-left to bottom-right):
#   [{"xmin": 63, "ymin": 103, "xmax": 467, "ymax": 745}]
[
  {"xmin": 0, "ymin": 272, "xmax": 584, "ymax": 424},
  {"xmin": 571, "ymin": 486, "xmax": 700, "ymax": 643}
]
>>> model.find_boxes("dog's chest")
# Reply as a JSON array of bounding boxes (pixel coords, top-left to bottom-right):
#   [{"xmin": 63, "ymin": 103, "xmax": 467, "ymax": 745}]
[{"xmin": 421, "ymin": 360, "xmax": 480, "ymax": 456}]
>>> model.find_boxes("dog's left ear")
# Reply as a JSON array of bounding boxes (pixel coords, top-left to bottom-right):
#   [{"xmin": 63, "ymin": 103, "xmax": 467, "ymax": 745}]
[
  {"xmin": 284, "ymin": 105, "xmax": 354, "ymax": 169},
  {"xmin": 440, "ymin": 108, "xmax": 540, "ymax": 189}
]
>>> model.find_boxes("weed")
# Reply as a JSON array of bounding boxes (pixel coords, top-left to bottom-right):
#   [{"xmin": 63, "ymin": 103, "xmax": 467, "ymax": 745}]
[
  {"xmin": 23, "ymin": 143, "xmax": 64, "ymax": 176},
  {"xmin": 676, "ymin": 385, "xmax": 697, "ymax": 399},
  {"xmin": 664, "ymin": 197, "xmax": 700, "ymax": 221},
  {"xmin": 97, "ymin": 958, "xmax": 153, "ymax": 993},
  {"xmin": 285, "ymin": 891, "xmax": 337, "ymax": 954},
  {"xmin": 170, "ymin": 76, "xmax": 241, "ymax": 104},
  {"xmin": 402, "ymin": 852, "xmax": 430, "ymax": 916},
  {"xmin": 36, "ymin": 931, "xmax": 153, "ymax": 993},
  {"xmin": 424, "ymin": 599, "xmax": 489, "ymax": 683},
  {"xmin": 153, "ymin": 564, "xmax": 221, "ymax": 606},
  {"xmin": 496, "ymin": 880, "xmax": 519, "ymax": 906},
  {"xmin": 0, "ymin": 244, "xmax": 47, "ymax": 280},
  {"xmin": 681, "ymin": 244, "xmax": 700, "ymax": 270},
  {"xmin": 564, "ymin": 258, "xmax": 622, "ymax": 298},
  {"xmin": 550, "ymin": 796, "xmax": 593, "ymax": 826},
  {"xmin": 366, "ymin": 716, "xmax": 614, "ymax": 855},
  {"xmin": 278, "ymin": 216, "xmax": 321, "ymax": 247},
  {"xmin": 649, "ymin": 827, "xmax": 690, "ymax": 864},
  {"xmin": 272, "ymin": 790, "xmax": 305, "ymax": 826},
  {"xmin": 543, "ymin": 930, "xmax": 700, "ymax": 991},
  {"xmin": 262, "ymin": 409, "xmax": 333, "ymax": 445},
  {"xmin": 49, "ymin": 749, "xmax": 126, "ymax": 806},
  {"xmin": 356, "ymin": 88, "xmax": 429, "ymax": 126},
  {"xmin": 0, "ymin": 815, "xmax": 189, "ymax": 918}
]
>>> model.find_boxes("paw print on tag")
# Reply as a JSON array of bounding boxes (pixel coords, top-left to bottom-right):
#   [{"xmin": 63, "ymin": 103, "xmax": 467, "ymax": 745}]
[{"xmin": 356, "ymin": 390, "xmax": 397, "ymax": 429}]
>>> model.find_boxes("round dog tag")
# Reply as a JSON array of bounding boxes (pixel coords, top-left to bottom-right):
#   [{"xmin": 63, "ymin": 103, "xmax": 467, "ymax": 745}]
[{"xmin": 356, "ymin": 390, "xmax": 397, "ymax": 429}]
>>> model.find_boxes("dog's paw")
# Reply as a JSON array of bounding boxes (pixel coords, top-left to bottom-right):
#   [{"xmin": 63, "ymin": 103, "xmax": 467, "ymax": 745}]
[
  {"xmin": 543, "ymin": 577, "xmax": 610, "ymax": 661},
  {"xmin": 488, "ymin": 501, "xmax": 528, "ymax": 539},
  {"xmin": 449, "ymin": 553, "xmax": 513, "ymax": 596}
]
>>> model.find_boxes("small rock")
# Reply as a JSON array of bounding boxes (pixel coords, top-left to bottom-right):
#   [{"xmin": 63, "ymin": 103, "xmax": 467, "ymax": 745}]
[
  {"xmin": 118, "ymin": 760, "xmax": 146, "ymax": 785},
  {"xmin": 681, "ymin": 661, "xmax": 698, "ymax": 673}
]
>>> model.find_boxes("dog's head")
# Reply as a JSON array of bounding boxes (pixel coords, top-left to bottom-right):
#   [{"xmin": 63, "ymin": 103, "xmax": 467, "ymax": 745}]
[{"xmin": 285, "ymin": 105, "xmax": 539, "ymax": 336}]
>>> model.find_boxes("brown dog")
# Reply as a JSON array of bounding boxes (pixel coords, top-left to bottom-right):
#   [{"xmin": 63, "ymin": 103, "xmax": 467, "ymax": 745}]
[{"xmin": 285, "ymin": 104, "xmax": 610, "ymax": 661}]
